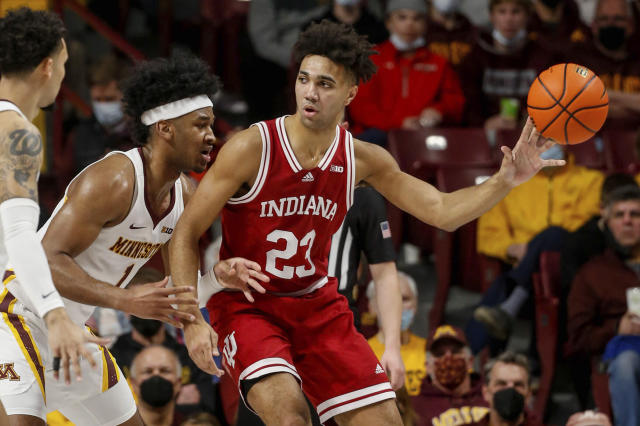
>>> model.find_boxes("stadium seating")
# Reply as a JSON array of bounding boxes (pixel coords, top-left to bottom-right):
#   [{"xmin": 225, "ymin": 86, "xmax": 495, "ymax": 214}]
[{"xmin": 603, "ymin": 128, "xmax": 639, "ymax": 173}]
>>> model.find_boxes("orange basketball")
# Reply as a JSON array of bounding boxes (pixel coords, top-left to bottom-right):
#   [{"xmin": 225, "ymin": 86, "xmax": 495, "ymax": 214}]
[{"xmin": 527, "ymin": 63, "xmax": 608, "ymax": 145}]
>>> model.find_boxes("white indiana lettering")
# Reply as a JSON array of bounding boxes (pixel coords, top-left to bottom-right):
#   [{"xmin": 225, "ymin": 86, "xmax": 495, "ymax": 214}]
[{"xmin": 259, "ymin": 195, "xmax": 338, "ymax": 221}]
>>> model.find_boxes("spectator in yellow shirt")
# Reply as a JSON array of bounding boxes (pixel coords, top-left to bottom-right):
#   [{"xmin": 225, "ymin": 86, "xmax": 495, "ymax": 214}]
[
  {"xmin": 367, "ymin": 271, "xmax": 427, "ymax": 396},
  {"xmin": 468, "ymin": 145, "xmax": 604, "ymax": 352}
]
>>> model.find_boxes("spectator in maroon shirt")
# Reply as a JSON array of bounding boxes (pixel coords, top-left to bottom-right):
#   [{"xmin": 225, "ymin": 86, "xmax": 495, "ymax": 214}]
[
  {"xmin": 528, "ymin": 0, "xmax": 591, "ymax": 57},
  {"xmin": 411, "ymin": 325, "xmax": 489, "ymax": 426}
]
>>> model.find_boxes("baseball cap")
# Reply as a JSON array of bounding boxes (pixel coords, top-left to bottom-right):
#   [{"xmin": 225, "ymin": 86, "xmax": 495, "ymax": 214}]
[
  {"xmin": 427, "ymin": 325, "xmax": 468, "ymax": 352},
  {"xmin": 386, "ymin": 0, "xmax": 428, "ymax": 14}
]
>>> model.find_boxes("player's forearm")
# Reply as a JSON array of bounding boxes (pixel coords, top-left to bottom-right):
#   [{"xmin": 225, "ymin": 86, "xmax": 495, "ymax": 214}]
[
  {"xmin": 47, "ymin": 252, "xmax": 128, "ymax": 311},
  {"xmin": 168, "ymin": 233, "xmax": 202, "ymax": 316},
  {"xmin": 372, "ymin": 263, "xmax": 402, "ymax": 350}
]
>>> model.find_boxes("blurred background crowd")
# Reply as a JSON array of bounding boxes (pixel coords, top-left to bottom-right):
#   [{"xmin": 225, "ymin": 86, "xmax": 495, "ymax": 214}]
[{"xmin": 4, "ymin": 0, "xmax": 640, "ymax": 424}]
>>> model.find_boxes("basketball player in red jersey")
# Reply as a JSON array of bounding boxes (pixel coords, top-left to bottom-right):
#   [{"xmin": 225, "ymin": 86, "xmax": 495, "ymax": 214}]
[{"xmin": 170, "ymin": 21, "xmax": 564, "ymax": 425}]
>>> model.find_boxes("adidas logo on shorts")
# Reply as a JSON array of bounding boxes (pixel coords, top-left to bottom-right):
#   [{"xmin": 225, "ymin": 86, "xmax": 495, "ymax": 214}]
[
  {"xmin": 302, "ymin": 172, "xmax": 314, "ymax": 182},
  {"xmin": 375, "ymin": 364, "xmax": 385, "ymax": 374}
]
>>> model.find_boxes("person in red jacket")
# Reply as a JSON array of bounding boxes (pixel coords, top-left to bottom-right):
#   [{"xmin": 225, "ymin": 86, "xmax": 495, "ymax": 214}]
[{"xmin": 348, "ymin": 0, "xmax": 465, "ymax": 145}]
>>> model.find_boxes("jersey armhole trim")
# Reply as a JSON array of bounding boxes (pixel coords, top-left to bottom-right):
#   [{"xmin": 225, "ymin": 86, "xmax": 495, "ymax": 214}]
[
  {"xmin": 345, "ymin": 132, "xmax": 355, "ymax": 209},
  {"xmin": 227, "ymin": 122, "xmax": 270, "ymax": 205}
]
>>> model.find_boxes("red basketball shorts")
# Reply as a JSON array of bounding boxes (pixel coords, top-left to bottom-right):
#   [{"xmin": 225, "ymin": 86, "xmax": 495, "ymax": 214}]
[{"xmin": 206, "ymin": 280, "xmax": 395, "ymax": 423}]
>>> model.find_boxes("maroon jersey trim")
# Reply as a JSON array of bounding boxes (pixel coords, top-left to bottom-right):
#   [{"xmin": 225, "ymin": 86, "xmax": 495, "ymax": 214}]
[
  {"xmin": 228, "ymin": 121, "xmax": 271, "ymax": 205},
  {"xmin": 138, "ymin": 147, "xmax": 176, "ymax": 228}
]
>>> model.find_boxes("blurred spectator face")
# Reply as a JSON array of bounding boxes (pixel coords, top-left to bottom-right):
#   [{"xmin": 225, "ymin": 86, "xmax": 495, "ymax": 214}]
[
  {"xmin": 131, "ymin": 346, "xmax": 181, "ymax": 408},
  {"xmin": 566, "ymin": 410, "xmax": 612, "ymax": 426},
  {"xmin": 490, "ymin": 1, "xmax": 529, "ymax": 40},
  {"xmin": 427, "ymin": 339, "xmax": 472, "ymax": 391},
  {"xmin": 386, "ymin": 9, "xmax": 427, "ymax": 44},
  {"xmin": 295, "ymin": 55, "xmax": 358, "ymax": 131},
  {"xmin": 399, "ymin": 273, "xmax": 417, "ymax": 329},
  {"xmin": 90, "ymin": 79, "xmax": 124, "ymax": 128},
  {"xmin": 592, "ymin": 0, "xmax": 634, "ymax": 52},
  {"xmin": 605, "ymin": 199, "xmax": 640, "ymax": 247},
  {"xmin": 333, "ymin": 0, "xmax": 364, "ymax": 25},
  {"xmin": 483, "ymin": 361, "xmax": 531, "ymax": 411}
]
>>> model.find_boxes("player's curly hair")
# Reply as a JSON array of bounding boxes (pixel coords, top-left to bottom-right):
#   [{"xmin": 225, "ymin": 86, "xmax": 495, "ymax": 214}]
[
  {"xmin": 0, "ymin": 7, "xmax": 66, "ymax": 76},
  {"xmin": 121, "ymin": 51, "xmax": 220, "ymax": 145},
  {"xmin": 293, "ymin": 20, "xmax": 377, "ymax": 85}
]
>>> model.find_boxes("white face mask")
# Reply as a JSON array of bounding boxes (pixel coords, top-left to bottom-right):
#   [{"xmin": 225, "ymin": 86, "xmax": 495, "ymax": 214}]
[
  {"xmin": 492, "ymin": 28, "xmax": 527, "ymax": 48},
  {"xmin": 540, "ymin": 144, "xmax": 565, "ymax": 161},
  {"xmin": 389, "ymin": 33, "xmax": 426, "ymax": 51},
  {"xmin": 432, "ymin": 0, "xmax": 462, "ymax": 14},
  {"xmin": 92, "ymin": 101, "xmax": 124, "ymax": 127},
  {"xmin": 335, "ymin": 0, "xmax": 360, "ymax": 5}
]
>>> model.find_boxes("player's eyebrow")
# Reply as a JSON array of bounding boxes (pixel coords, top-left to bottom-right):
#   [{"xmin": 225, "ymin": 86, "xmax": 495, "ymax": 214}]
[{"xmin": 299, "ymin": 70, "xmax": 336, "ymax": 84}]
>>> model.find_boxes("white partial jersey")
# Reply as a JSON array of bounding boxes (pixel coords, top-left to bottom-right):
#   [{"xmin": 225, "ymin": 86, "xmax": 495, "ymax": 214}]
[
  {"xmin": 6, "ymin": 148, "xmax": 184, "ymax": 326},
  {"xmin": 0, "ymin": 101, "xmax": 29, "ymax": 274}
]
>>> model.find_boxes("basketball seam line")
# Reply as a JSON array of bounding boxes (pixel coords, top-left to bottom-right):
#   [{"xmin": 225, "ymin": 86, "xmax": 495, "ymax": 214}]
[
  {"xmin": 537, "ymin": 73, "xmax": 597, "ymax": 141},
  {"xmin": 527, "ymin": 64, "xmax": 568, "ymax": 111},
  {"xmin": 563, "ymin": 102, "xmax": 609, "ymax": 136}
]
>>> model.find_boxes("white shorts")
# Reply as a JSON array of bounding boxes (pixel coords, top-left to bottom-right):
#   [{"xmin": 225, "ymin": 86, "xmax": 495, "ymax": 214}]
[{"xmin": 0, "ymin": 285, "xmax": 136, "ymax": 424}]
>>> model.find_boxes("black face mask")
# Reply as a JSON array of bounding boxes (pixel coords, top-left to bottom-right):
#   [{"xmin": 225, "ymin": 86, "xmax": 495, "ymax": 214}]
[
  {"xmin": 540, "ymin": 0, "xmax": 562, "ymax": 9},
  {"xmin": 130, "ymin": 316, "xmax": 163, "ymax": 338},
  {"xmin": 493, "ymin": 387, "xmax": 525, "ymax": 422},
  {"xmin": 598, "ymin": 25, "xmax": 627, "ymax": 51},
  {"xmin": 140, "ymin": 375, "xmax": 174, "ymax": 407}
]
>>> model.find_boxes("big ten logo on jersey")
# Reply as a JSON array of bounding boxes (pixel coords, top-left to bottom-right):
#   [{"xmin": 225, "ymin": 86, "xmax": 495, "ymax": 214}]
[
  {"xmin": 161, "ymin": 226, "xmax": 173, "ymax": 235},
  {"xmin": 433, "ymin": 407, "xmax": 489, "ymax": 426},
  {"xmin": 259, "ymin": 195, "xmax": 338, "ymax": 221},
  {"xmin": 223, "ymin": 332, "xmax": 238, "ymax": 369},
  {"xmin": 0, "ymin": 363, "xmax": 20, "ymax": 381}
]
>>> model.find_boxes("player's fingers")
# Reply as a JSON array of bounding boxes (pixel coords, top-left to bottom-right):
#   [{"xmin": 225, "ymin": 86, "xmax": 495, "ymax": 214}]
[
  {"xmin": 247, "ymin": 279, "xmax": 267, "ymax": 294},
  {"xmin": 85, "ymin": 333, "xmax": 112, "ymax": 347},
  {"xmin": 210, "ymin": 328, "xmax": 220, "ymax": 357},
  {"xmin": 152, "ymin": 277, "xmax": 170, "ymax": 288},
  {"xmin": 500, "ymin": 146, "xmax": 514, "ymax": 162},
  {"xmin": 62, "ymin": 351, "xmax": 71, "ymax": 385},
  {"xmin": 243, "ymin": 289, "xmax": 256, "ymax": 303},
  {"xmin": 70, "ymin": 347, "xmax": 83, "ymax": 382},
  {"xmin": 160, "ymin": 286, "xmax": 195, "ymax": 296},
  {"xmin": 541, "ymin": 159, "xmax": 566, "ymax": 168},
  {"xmin": 52, "ymin": 347, "xmax": 61, "ymax": 380},
  {"xmin": 159, "ymin": 315, "xmax": 185, "ymax": 329},
  {"xmin": 171, "ymin": 310, "xmax": 197, "ymax": 322},
  {"xmin": 539, "ymin": 139, "xmax": 556, "ymax": 152},
  {"xmin": 235, "ymin": 258, "xmax": 263, "ymax": 272},
  {"xmin": 519, "ymin": 117, "xmax": 534, "ymax": 143},
  {"xmin": 79, "ymin": 344, "xmax": 98, "ymax": 370},
  {"xmin": 248, "ymin": 269, "xmax": 270, "ymax": 283},
  {"xmin": 165, "ymin": 296, "xmax": 198, "ymax": 306}
]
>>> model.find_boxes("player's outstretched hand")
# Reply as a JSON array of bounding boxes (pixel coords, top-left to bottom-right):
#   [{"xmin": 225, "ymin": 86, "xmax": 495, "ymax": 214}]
[
  {"xmin": 123, "ymin": 277, "xmax": 198, "ymax": 328},
  {"xmin": 381, "ymin": 347, "xmax": 405, "ymax": 391},
  {"xmin": 214, "ymin": 257, "xmax": 269, "ymax": 303},
  {"xmin": 44, "ymin": 307, "xmax": 111, "ymax": 384},
  {"xmin": 184, "ymin": 318, "xmax": 224, "ymax": 377},
  {"xmin": 497, "ymin": 117, "xmax": 566, "ymax": 188}
]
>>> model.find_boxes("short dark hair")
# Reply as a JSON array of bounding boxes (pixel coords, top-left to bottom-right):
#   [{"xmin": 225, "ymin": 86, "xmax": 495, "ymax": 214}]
[
  {"xmin": 484, "ymin": 351, "xmax": 531, "ymax": 385},
  {"xmin": 489, "ymin": 0, "xmax": 532, "ymax": 13},
  {"xmin": 293, "ymin": 20, "xmax": 377, "ymax": 85},
  {"xmin": 0, "ymin": 7, "xmax": 66, "ymax": 76},
  {"xmin": 603, "ymin": 184, "xmax": 640, "ymax": 209},
  {"xmin": 88, "ymin": 53, "xmax": 132, "ymax": 87},
  {"xmin": 121, "ymin": 51, "xmax": 220, "ymax": 145},
  {"xmin": 601, "ymin": 173, "xmax": 638, "ymax": 204}
]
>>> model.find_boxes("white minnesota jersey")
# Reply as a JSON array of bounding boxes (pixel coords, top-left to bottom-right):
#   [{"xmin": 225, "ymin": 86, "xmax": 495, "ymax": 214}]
[
  {"xmin": 6, "ymin": 148, "xmax": 184, "ymax": 326},
  {"xmin": 0, "ymin": 101, "xmax": 30, "ymax": 274}
]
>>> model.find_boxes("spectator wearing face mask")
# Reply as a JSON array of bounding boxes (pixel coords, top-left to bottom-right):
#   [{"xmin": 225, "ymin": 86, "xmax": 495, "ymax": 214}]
[
  {"xmin": 412, "ymin": 325, "xmax": 489, "ymax": 426},
  {"xmin": 574, "ymin": 0, "xmax": 640, "ymax": 129},
  {"xmin": 528, "ymin": 0, "xmax": 591, "ymax": 57},
  {"xmin": 468, "ymin": 146, "xmax": 604, "ymax": 353},
  {"xmin": 471, "ymin": 351, "xmax": 541, "ymax": 426},
  {"xmin": 425, "ymin": 0, "xmax": 479, "ymax": 72},
  {"xmin": 348, "ymin": 0, "xmax": 465, "ymax": 146},
  {"xmin": 565, "ymin": 410, "xmax": 612, "ymax": 426},
  {"xmin": 131, "ymin": 345, "xmax": 185, "ymax": 426},
  {"xmin": 458, "ymin": 0, "xmax": 558, "ymax": 131},
  {"xmin": 70, "ymin": 53, "xmax": 134, "ymax": 175},
  {"xmin": 367, "ymin": 271, "xmax": 427, "ymax": 396}
]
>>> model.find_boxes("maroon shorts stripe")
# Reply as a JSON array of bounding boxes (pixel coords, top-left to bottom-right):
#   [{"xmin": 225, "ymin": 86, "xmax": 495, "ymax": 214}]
[{"xmin": 101, "ymin": 345, "xmax": 118, "ymax": 390}]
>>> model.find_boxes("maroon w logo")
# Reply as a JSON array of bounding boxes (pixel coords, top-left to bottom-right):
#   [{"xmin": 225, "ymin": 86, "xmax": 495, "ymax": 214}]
[{"xmin": 0, "ymin": 363, "xmax": 20, "ymax": 381}]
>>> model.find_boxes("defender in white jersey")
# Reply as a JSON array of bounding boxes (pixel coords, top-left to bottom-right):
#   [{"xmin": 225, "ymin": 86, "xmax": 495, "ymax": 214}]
[
  {"xmin": 0, "ymin": 8, "xmax": 111, "ymax": 425},
  {"xmin": 0, "ymin": 54, "xmax": 268, "ymax": 424}
]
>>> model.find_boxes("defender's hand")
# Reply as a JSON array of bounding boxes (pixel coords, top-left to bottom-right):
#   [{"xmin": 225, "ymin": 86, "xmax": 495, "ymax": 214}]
[
  {"xmin": 381, "ymin": 347, "xmax": 405, "ymax": 391},
  {"xmin": 497, "ymin": 117, "xmax": 565, "ymax": 188},
  {"xmin": 123, "ymin": 277, "xmax": 198, "ymax": 328},
  {"xmin": 45, "ymin": 308, "xmax": 110, "ymax": 384},
  {"xmin": 184, "ymin": 319, "xmax": 224, "ymax": 377},
  {"xmin": 215, "ymin": 258, "xmax": 269, "ymax": 303}
]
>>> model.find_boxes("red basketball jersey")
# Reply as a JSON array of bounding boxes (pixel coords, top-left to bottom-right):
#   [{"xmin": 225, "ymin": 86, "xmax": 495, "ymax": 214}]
[{"xmin": 220, "ymin": 116, "xmax": 355, "ymax": 294}]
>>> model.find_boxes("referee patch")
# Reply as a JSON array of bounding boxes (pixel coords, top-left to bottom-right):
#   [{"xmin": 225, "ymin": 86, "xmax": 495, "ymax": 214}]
[{"xmin": 380, "ymin": 221, "xmax": 392, "ymax": 239}]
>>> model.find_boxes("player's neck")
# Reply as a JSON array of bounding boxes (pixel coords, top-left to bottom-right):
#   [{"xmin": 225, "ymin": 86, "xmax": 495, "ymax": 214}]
[
  {"xmin": 0, "ymin": 76, "xmax": 41, "ymax": 121},
  {"xmin": 140, "ymin": 145, "xmax": 181, "ymax": 207},
  {"xmin": 286, "ymin": 114, "xmax": 339, "ymax": 167}
]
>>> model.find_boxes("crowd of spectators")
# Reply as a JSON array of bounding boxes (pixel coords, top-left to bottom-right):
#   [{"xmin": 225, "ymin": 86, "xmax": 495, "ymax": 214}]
[{"xmin": 17, "ymin": 0, "xmax": 640, "ymax": 424}]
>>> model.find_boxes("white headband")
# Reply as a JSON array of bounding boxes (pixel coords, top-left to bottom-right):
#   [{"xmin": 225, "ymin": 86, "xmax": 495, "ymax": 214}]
[{"xmin": 140, "ymin": 94, "xmax": 213, "ymax": 126}]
